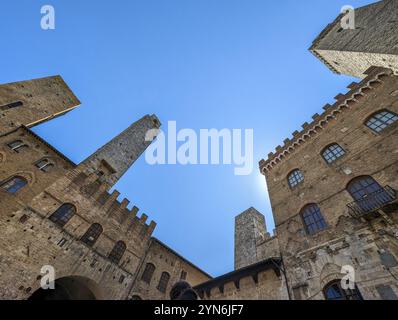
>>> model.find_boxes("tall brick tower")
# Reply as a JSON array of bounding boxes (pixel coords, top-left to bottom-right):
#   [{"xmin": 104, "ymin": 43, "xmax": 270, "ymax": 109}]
[
  {"xmin": 78, "ymin": 114, "xmax": 161, "ymax": 189},
  {"xmin": 0, "ymin": 76, "xmax": 80, "ymax": 135},
  {"xmin": 310, "ymin": 0, "xmax": 398, "ymax": 78},
  {"xmin": 234, "ymin": 207, "xmax": 267, "ymax": 270}
]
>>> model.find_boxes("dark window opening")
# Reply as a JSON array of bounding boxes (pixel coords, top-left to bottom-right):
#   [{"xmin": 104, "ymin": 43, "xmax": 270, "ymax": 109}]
[
  {"xmin": 141, "ymin": 263, "xmax": 155, "ymax": 284},
  {"xmin": 0, "ymin": 101, "xmax": 23, "ymax": 112},
  {"xmin": 49, "ymin": 204, "xmax": 76, "ymax": 227},
  {"xmin": 347, "ymin": 176, "xmax": 392, "ymax": 212},
  {"xmin": 322, "ymin": 143, "xmax": 345, "ymax": 164},
  {"xmin": 366, "ymin": 110, "xmax": 398, "ymax": 133},
  {"xmin": 108, "ymin": 241, "xmax": 126, "ymax": 264},
  {"xmin": 35, "ymin": 158, "xmax": 55, "ymax": 172},
  {"xmin": 1, "ymin": 176, "xmax": 28, "ymax": 193},
  {"xmin": 81, "ymin": 223, "xmax": 103, "ymax": 247},
  {"xmin": 157, "ymin": 272, "xmax": 170, "ymax": 293},
  {"xmin": 301, "ymin": 204, "xmax": 328, "ymax": 235},
  {"xmin": 287, "ymin": 169, "xmax": 304, "ymax": 188},
  {"xmin": 7, "ymin": 140, "xmax": 29, "ymax": 153},
  {"xmin": 324, "ymin": 280, "xmax": 363, "ymax": 300}
]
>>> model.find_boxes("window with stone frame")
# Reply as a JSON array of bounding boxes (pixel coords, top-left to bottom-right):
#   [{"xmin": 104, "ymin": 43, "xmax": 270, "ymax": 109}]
[
  {"xmin": 141, "ymin": 263, "xmax": 156, "ymax": 284},
  {"xmin": 323, "ymin": 280, "xmax": 363, "ymax": 300},
  {"xmin": 1, "ymin": 176, "xmax": 28, "ymax": 193},
  {"xmin": 108, "ymin": 241, "xmax": 126, "ymax": 264},
  {"xmin": 7, "ymin": 140, "xmax": 29, "ymax": 153},
  {"xmin": 287, "ymin": 169, "xmax": 304, "ymax": 188},
  {"xmin": 300, "ymin": 204, "xmax": 328, "ymax": 235},
  {"xmin": 0, "ymin": 101, "xmax": 23, "ymax": 112},
  {"xmin": 157, "ymin": 272, "xmax": 170, "ymax": 293},
  {"xmin": 365, "ymin": 109, "xmax": 398, "ymax": 133},
  {"xmin": 180, "ymin": 270, "xmax": 187, "ymax": 280},
  {"xmin": 322, "ymin": 143, "xmax": 346, "ymax": 164},
  {"xmin": 80, "ymin": 223, "xmax": 103, "ymax": 247},
  {"xmin": 49, "ymin": 204, "xmax": 76, "ymax": 227},
  {"xmin": 35, "ymin": 158, "xmax": 55, "ymax": 172}
]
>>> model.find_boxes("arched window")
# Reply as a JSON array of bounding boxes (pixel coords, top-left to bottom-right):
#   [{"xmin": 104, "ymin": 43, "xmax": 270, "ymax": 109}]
[
  {"xmin": 141, "ymin": 263, "xmax": 156, "ymax": 284},
  {"xmin": 322, "ymin": 143, "xmax": 345, "ymax": 164},
  {"xmin": 81, "ymin": 223, "xmax": 103, "ymax": 246},
  {"xmin": 300, "ymin": 204, "xmax": 328, "ymax": 235},
  {"xmin": 347, "ymin": 176, "xmax": 384, "ymax": 200},
  {"xmin": 347, "ymin": 176, "xmax": 393, "ymax": 212},
  {"xmin": 49, "ymin": 204, "xmax": 76, "ymax": 227},
  {"xmin": 287, "ymin": 169, "xmax": 304, "ymax": 188},
  {"xmin": 324, "ymin": 280, "xmax": 363, "ymax": 300},
  {"xmin": 108, "ymin": 241, "xmax": 126, "ymax": 264},
  {"xmin": 130, "ymin": 295, "xmax": 142, "ymax": 300},
  {"xmin": 157, "ymin": 272, "xmax": 170, "ymax": 293},
  {"xmin": 366, "ymin": 110, "xmax": 398, "ymax": 133},
  {"xmin": 35, "ymin": 158, "xmax": 55, "ymax": 172},
  {"xmin": 7, "ymin": 140, "xmax": 29, "ymax": 153},
  {"xmin": 0, "ymin": 176, "xmax": 28, "ymax": 193}
]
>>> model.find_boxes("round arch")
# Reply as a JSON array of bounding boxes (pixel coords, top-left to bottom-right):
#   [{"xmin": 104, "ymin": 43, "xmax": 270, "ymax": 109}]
[{"xmin": 28, "ymin": 276, "xmax": 104, "ymax": 300}]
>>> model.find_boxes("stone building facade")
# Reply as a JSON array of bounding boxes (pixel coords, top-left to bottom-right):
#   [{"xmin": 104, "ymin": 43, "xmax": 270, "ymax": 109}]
[
  {"xmin": 0, "ymin": 76, "xmax": 210, "ymax": 300},
  {"xmin": 208, "ymin": 0, "xmax": 398, "ymax": 301},
  {"xmin": 130, "ymin": 238, "xmax": 211, "ymax": 300},
  {"xmin": 259, "ymin": 66, "xmax": 398, "ymax": 300},
  {"xmin": 234, "ymin": 207, "xmax": 279, "ymax": 270},
  {"xmin": 1, "ymin": 0, "xmax": 398, "ymax": 301}
]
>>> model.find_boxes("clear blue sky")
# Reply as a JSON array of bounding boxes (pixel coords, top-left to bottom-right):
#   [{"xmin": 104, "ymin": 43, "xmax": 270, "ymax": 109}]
[{"xmin": 0, "ymin": 0, "xmax": 375, "ymax": 276}]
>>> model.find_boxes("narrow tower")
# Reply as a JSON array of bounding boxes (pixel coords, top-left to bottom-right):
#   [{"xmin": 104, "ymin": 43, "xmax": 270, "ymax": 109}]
[
  {"xmin": 310, "ymin": 0, "xmax": 398, "ymax": 78},
  {"xmin": 0, "ymin": 76, "xmax": 80, "ymax": 136},
  {"xmin": 78, "ymin": 114, "xmax": 161, "ymax": 189},
  {"xmin": 234, "ymin": 207, "xmax": 267, "ymax": 270}
]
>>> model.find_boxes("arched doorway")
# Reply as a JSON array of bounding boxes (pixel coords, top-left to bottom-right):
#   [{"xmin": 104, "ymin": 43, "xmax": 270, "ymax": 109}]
[{"xmin": 28, "ymin": 276, "xmax": 103, "ymax": 300}]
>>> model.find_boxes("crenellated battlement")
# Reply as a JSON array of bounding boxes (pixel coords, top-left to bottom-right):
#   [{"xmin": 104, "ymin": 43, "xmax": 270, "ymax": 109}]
[
  {"xmin": 65, "ymin": 168, "xmax": 157, "ymax": 239},
  {"xmin": 259, "ymin": 67, "xmax": 395, "ymax": 174}
]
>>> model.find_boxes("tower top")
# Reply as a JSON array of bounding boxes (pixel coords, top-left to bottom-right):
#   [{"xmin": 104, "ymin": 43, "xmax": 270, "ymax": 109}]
[
  {"xmin": 234, "ymin": 207, "xmax": 267, "ymax": 270},
  {"xmin": 79, "ymin": 114, "xmax": 161, "ymax": 188},
  {"xmin": 310, "ymin": 0, "xmax": 398, "ymax": 78},
  {"xmin": 0, "ymin": 75, "xmax": 80, "ymax": 136}
]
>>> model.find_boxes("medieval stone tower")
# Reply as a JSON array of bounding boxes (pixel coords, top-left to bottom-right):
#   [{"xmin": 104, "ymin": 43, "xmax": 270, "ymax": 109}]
[
  {"xmin": 310, "ymin": 0, "xmax": 398, "ymax": 78},
  {"xmin": 0, "ymin": 76, "xmax": 210, "ymax": 300},
  {"xmin": 206, "ymin": 0, "xmax": 398, "ymax": 301},
  {"xmin": 80, "ymin": 114, "xmax": 161, "ymax": 189},
  {"xmin": 234, "ymin": 208, "xmax": 267, "ymax": 270}
]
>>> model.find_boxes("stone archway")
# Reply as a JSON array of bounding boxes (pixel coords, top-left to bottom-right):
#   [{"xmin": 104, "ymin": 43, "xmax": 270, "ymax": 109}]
[{"xmin": 28, "ymin": 276, "xmax": 104, "ymax": 300}]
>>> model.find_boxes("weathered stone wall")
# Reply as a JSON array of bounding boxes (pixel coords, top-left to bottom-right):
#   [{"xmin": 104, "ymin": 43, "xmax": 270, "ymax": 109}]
[
  {"xmin": 310, "ymin": 0, "xmax": 398, "ymax": 78},
  {"xmin": 80, "ymin": 114, "xmax": 161, "ymax": 188},
  {"xmin": 234, "ymin": 207, "xmax": 269, "ymax": 270},
  {"xmin": 0, "ymin": 156, "xmax": 157, "ymax": 299},
  {"xmin": 0, "ymin": 76, "xmax": 80, "ymax": 136},
  {"xmin": 198, "ymin": 269, "xmax": 288, "ymax": 300},
  {"xmin": 0, "ymin": 76, "xmax": 212, "ymax": 300},
  {"xmin": 129, "ymin": 238, "xmax": 211, "ymax": 300},
  {"xmin": 0, "ymin": 127, "xmax": 75, "ymax": 208},
  {"xmin": 256, "ymin": 236, "xmax": 280, "ymax": 262},
  {"xmin": 260, "ymin": 68, "xmax": 398, "ymax": 299}
]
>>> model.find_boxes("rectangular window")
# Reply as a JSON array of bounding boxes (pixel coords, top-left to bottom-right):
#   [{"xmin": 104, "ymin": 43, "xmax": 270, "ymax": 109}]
[
  {"xmin": 57, "ymin": 238, "xmax": 68, "ymax": 247},
  {"xmin": 0, "ymin": 101, "xmax": 23, "ymax": 112}
]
